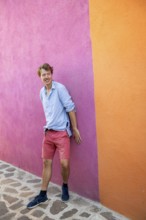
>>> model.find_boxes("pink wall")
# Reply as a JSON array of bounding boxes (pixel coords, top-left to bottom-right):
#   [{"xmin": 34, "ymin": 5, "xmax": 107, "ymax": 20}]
[{"xmin": 0, "ymin": 0, "xmax": 99, "ymax": 200}]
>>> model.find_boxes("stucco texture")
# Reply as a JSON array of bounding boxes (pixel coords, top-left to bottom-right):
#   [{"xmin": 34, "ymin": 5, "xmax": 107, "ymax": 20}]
[
  {"xmin": 90, "ymin": 0, "xmax": 146, "ymax": 219},
  {"xmin": 0, "ymin": 0, "xmax": 99, "ymax": 200}
]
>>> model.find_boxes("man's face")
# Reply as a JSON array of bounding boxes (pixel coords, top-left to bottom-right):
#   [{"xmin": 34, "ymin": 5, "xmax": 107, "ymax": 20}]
[{"xmin": 40, "ymin": 69, "xmax": 53, "ymax": 88}]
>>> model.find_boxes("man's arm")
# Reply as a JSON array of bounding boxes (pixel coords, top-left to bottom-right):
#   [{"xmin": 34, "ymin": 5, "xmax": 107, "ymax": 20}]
[{"xmin": 68, "ymin": 111, "xmax": 81, "ymax": 144}]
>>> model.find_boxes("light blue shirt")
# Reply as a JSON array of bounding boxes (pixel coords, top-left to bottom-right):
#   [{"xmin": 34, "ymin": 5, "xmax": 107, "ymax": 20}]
[{"xmin": 40, "ymin": 81, "xmax": 75, "ymax": 136}]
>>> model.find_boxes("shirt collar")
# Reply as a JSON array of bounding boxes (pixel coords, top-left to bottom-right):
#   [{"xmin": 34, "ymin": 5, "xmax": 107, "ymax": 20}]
[
  {"xmin": 44, "ymin": 81, "xmax": 55, "ymax": 94},
  {"xmin": 52, "ymin": 81, "xmax": 55, "ymax": 89}
]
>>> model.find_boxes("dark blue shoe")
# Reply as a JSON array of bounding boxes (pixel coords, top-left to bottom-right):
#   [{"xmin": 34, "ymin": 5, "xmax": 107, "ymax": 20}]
[
  {"xmin": 27, "ymin": 194, "xmax": 48, "ymax": 209},
  {"xmin": 61, "ymin": 184, "xmax": 69, "ymax": 201}
]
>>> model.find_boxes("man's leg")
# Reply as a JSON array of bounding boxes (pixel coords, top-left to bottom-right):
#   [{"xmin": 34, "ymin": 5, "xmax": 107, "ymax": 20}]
[
  {"xmin": 41, "ymin": 159, "xmax": 53, "ymax": 190},
  {"xmin": 27, "ymin": 159, "xmax": 52, "ymax": 209},
  {"xmin": 27, "ymin": 130, "xmax": 55, "ymax": 209},
  {"xmin": 54, "ymin": 131, "xmax": 70, "ymax": 201},
  {"xmin": 61, "ymin": 159, "xmax": 70, "ymax": 183},
  {"xmin": 61, "ymin": 159, "xmax": 70, "ymax": 201}
]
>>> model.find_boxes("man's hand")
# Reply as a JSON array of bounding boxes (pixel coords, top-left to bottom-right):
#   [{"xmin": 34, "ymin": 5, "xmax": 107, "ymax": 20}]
[
  {"xmin": 73, "ymin": 127, "xmax": 82, "ymax": 144},
  {"xmin": 68, "ymin": 111, "xmax": 81, "ymax": 144}
]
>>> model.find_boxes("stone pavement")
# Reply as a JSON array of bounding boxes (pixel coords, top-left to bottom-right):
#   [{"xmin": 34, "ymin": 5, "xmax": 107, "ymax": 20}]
[{"xmin": 0, "ymin": 160, "xmax": 129, "ymax": 220}]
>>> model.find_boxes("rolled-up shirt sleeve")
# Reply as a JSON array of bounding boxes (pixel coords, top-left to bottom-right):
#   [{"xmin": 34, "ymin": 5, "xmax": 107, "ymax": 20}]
[{"xmin": 58, "ymin": 85, "xmax": 75, "ymax": 112}]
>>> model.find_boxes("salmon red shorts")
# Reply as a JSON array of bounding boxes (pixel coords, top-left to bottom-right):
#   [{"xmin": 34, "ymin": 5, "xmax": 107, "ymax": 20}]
[{"xmin": 42, "ymin": 130, "xmax": 70, "ymax": 160}]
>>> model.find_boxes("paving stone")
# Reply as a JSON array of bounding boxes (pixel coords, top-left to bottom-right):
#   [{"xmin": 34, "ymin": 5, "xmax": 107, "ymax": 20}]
[
  {"xmin": 40, "ymin": 202, "xmax": 50, "ymax": 209},
  {"xmin": 71, "ymin": 197, "xmax": 90, "ymax": 207},
  {"xmin": 80, "ymin": 212, "xmax": 91, "ymax": 218},
  {"xmin": 4, "ymin": 187, "xmax": 18, "ymax": 194},
  {"xmin": 10, "ymin": 182, "xmax": 22, "ymax": 187},
  {"xmin": 72, "ymin": 219, "xmax": 80, "ymax": 220},
  {"xmin": 20, "ymin": 186, "xmax": 31, "ymax": 191},
  {"xmin": 100, "ymin": 212, "xmax": 118, "ymax": 220},
  {"xmin": 16, "ymin": 172, "xmax": 25, "ymax": 180},
  {"xmin": 0, "ymin": 201, "xmax": 9, "ymax": 216},
  {"xmin": 0, "ymin": 161, "xmax": 129, "ymax": 220},
  {"xmin": 20, "ymin": 208, "xmax": 31, "ymax": 214},
  {"xmin": 27, "ymin": 179, "xmax": 41, "ymax": 183},
  {"xmin": 3, "ymin": 194, "xmax": 19, "ymax": 204},
  {"xmin": 17, "ymin": 216, "xmax": 32, "ymax": 220},
  {"xmin": 60, "ymin": 208, "xmax": 78, "ymax": 219},
  {"xmin": 0, "ymin": 213, "xmax": 16, "ymax": 220},
  {"xmin": 55, "ymin": 193, "xmax": 62, "ymax": 198},
  {"xmin": 34, "ymin": 183, "xmax": 41, "ymax": 188},
  {"xmin": 4, "ymin": 173, "xmax": 15, "ymax": 177},
  {"xmin": 31, "ymin": 209, "xmax": 44, "ymax": 217},
  {"xmin": 9, "ymin": 201, "xmax": 23, "ymax": 210},
  {"xmin": 50, "ymin": 200, "xmax": 68, "ymax": 215},
  {"xmin": 19, "ymin": 192, "xmax": 34, "ymax": 197},
  {"xmin": 43, "ymin": 216, "xmax": 55, "ymax": 220},
  {"xmin": 16, "ymin": 171, "xmax": 27, "ymax": 180},
  {"xmin": 0, "ymin": 164, "xmax": 10, "ymax": 169},
  {"xmin": 1, "ymin": 178, "xmax": 16, "ymax": 185},
  {"xmin": 89, "ymin": 205, "xmax": 101, "ymax": 213},
  {"xmin": 48, "ymin": 186, "xmax": 60, "ymax": 194},
  {"xmin": 6, "ymin": 167, "xmax": 16, "ymax": 172}
]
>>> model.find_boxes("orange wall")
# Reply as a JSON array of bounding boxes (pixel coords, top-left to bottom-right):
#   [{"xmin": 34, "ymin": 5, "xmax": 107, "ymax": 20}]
[{"xmin": 89, "ymin": 1, "xmax": 146, "ymax": 219}]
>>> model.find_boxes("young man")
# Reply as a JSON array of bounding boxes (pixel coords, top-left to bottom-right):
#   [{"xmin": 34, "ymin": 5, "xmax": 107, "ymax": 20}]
[{"xmin": 27, "ymin": 63, "xmax": 81, "ymax": 209}]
